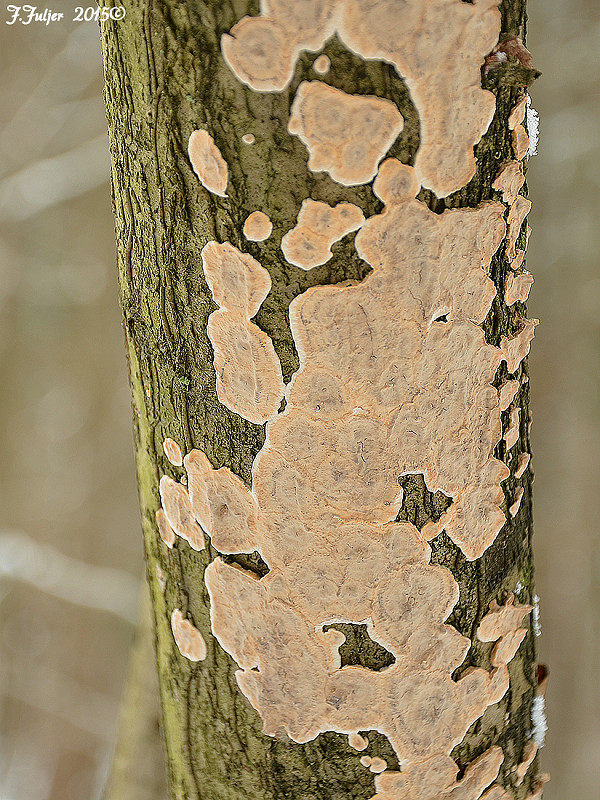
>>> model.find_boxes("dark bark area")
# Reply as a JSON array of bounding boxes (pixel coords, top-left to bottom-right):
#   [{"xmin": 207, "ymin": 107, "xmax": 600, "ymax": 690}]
[{"xmin": 100, "ymin": 1, "xmax": 540, "ymax": 798}]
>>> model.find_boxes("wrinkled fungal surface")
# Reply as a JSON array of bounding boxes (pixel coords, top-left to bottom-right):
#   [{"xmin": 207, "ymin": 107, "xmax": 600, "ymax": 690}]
[
  {"xmin": 164, "ymin": 2, "xmax": 539, "ymax": 795},
  {"xmin": 505, "ymin": 271, "xmax": 534, "ymax": 306},
  {"xmin": 221, "ymin": 0, "xmax": 501, "ymax": 197},
  {"xmin": 171, "ymin": 609, "xmax": 208, "ymax": 662},
  {"xmin": 188, "ymin": 129, "xmax": 228, "ymax": 197},
  {"xmin": 288, "ymin": 82, "xmax": 404, "ymax": 186},
  {"xmin": 281, "ymin": 199, "xmax": 365, "ymax": 269}
]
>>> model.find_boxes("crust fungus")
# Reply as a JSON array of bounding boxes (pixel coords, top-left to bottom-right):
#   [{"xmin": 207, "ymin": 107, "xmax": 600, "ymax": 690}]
[
  {"xmin": 188, "ymin": 129, "xmax": 228, "ymax": 197},
  {"xmin": 361, "ymin": 756, "xmax": 387, "ymax": 774},
  {"xmin": 171, "ymin": 609, "xmax": 208, "ymax": 661},
  {"xmin": 288, "ymin": 82, "xmax": 404, "ymax": 185},
  {"xmin": 242, "ymin": 133, "xmax": 256, "ymax": 144},
  {"xmin": 509, "ymin": 487, "xmax": 524, "ymax": 518},
  {"xmin": 163, "ymin": 437, "xmax": 183, "ymax": 466},
  {"xmin": 201, "ymin": 242, "xmax": 285, "ymax": 424},
  {"xmin": 514, "ymin": 452, "xmax": 531, "ymax": 479},
  {"xmin": 281, "ymin": 200, "xmax": 365, "ymax": 269},
  {"xmin": 159, "ymin": 476, "xmax": 205, "ymax": 551},
  {"xmin": 510, "ymin": 249, "xmax": 526, "ymax": 271},
  {"xmin": 156, "ymin": 508, "xmax": 176, "ymax": 548},
  {"xmin": 515, "ymin": 740, "xmax": 538, "ymax": 786},
  {"xmin": 348, "ymin": 732, "xmax": 368, "ymax": 751},
  {"xmin": 512, "ymin": 124, "xmax": 530, "ymax": 161},
  {"xmin": 498, "ymin": 380, "xmax": 519, "ymax": 412},
  {"xmin": 509, "ymin": 95, "xmax": 528, "ymax": 130},
  {"xmin": 493, "ymin": 161, "xmax": 525, "ymax": 206},
  {"xmin": 243, "ymin": 210, "xmax": 273, "ymax": 242},
  {"xmin": 313, "ymin": 54, "xmax": 331, "ymax": 75},
  {"xmin": 505, "ymin": 271, "xmax": 534, "ymax": 306},
  {"xmin": 506, "ymin": 196, "xmax": 532, "ymax": 261},
  {"xmin": 504, "ymin": 408, "xmax": 520, "ymax": 451},
  {"xmin": 500, "ymin": 318, "xmax": 538, "ymax": 374}
]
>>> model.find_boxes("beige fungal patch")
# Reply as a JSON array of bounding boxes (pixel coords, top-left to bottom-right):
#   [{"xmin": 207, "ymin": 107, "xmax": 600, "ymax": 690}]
[
  {"xmin": 156, "ymin": 508, "xmax": 176, "ymax": 548},
  {"xmin": 493, "ymin": 161, "xmax": 525, "ymax": 205},
  {"xmin": 478, "ymin": 595, "xmax": 533, "ymax": 643},
  {"xmin": 313, "ymin": 54, "xmax": 331, "ymax": 75},
  {"xmin": 243, "ymin": 211, "xmax": 273, "ymax": 242},
  {"xmin": 509, "ymin": 95, "xmax": 528, "ymax": 130},
  {"xmin": 500, "ymin": 318, "xmax": 538, "ymax": 373},
  {"xmin": 159, "ymin": 476, "xmax": 205, "ymax": 551},
  {"xmin": 171, "ymin": 609, "xmax": 208, "ymax": 662},
  {"xmin": 505, "ymin": 271, "xmax": 534, "ymax": 306},
  {"xmin": 201, "ymin": 242, "xmax": 285, "ymax": 424},
  {"xmin": 510, "ymin": 249, "xmax": 526, "ymax": 271},
  {"xmin": 515, "ymin": 740, "xmax": 538, "ymax": 786},
  {"xmin": 481, "ymin": 787, "xmax": 511, "ymax": 800},
  {"xmin": 367, "ymin": 756, "xmax": 387, "ymax": 774},
  {"xmin": 509, "ymin": 487, "xmax": 524, "ymax": 518},
  {"xmin": 288, "ymin": 82, "xmax": 404, "ymax": 185},
  {"xmin": 515, "ymin": 452, "xmax": 531, "ymax": 479},
  {"xmin": 201, "ymin": 241, "xmax": 271, "ymax": 317},
  {"xmin": 512, "ymin": 124, "xmax": 530, "ymax": 161},
  {"xmin": 242, "ymin": 133, "xmax": 255, "ymax": 144},
  {"xmin": 188, "ymin": 129, "xmax": 228, "ymax": 197},
  {"xmin": 498, "ymin": 380, "xmax": 519, "ymax": 412},
  {"xmin": 348, "ymin": 732, "xmax": 368, "ymax": 751},
  {"xmin": 504, "ymin": 407, "xmax": 520, "ymax": 451},
  {"xmin": 506, "ymin": 196, "xmax": 532, "ymax": 260},
  {"xmin": 223, "ymin": 0, "xmax": 501, "ymax": 196},
  {"xmin": 163, "ymin": 437, "xmax": 183, "ymax": 466},
  {"xmin": 281, "ymin": 199, "xmax": 365, "ymax": 269}
]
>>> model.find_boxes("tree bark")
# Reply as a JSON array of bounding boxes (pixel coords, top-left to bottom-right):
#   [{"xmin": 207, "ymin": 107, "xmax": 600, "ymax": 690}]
[{"xmin": 100, "ymin": 2, "xmax": 542, "ymax": 799}]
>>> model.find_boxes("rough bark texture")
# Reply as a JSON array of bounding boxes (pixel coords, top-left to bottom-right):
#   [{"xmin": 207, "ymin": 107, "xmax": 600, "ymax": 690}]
[{"xmin": 100, "ymin": 2, "xmax": 540, "ymax": 798}]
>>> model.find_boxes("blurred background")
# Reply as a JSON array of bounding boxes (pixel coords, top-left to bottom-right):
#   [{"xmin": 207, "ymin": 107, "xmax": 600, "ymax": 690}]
[{"xmin": 0, "ymin": 1, "xmax": 597, "ymax": 798}]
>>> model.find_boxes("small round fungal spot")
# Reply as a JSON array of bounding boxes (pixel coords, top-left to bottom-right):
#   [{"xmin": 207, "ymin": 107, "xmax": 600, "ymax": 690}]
[
  {"xmin": 243, "ymin": 211, "xmax": 273, "ymax": 242},
  {"xmin": 313, "ymin": 54, "xmax": 331, "ymax": 75},
  {"xmin": 242, "ymin": 133, "xmax": 255, "ymax": 145},
  {"xmin": 163, "ymin": 437, "xmax": 183, "ymax": 466}
]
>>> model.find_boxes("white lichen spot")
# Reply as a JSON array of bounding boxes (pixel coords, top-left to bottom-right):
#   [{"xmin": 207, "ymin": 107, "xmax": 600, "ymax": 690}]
[
  {"xmin": 500, "ymin": 318, "xmax": 538, "ymax": 373},
  {"xmin": 163, "ymin": 437, "xmax": 183, "ymax": 466},
  {"xmin": 281, "ymin": 200, "xmax": 365, "ymax": 269},
  {"xmin": 201, "ymin": 241, "xmax": 285, "ymax": 424},
  {"xmin": 188, "ymin": 129, "xmax": 228, "ymax": 197},
  {"xmin": 505, "ymin": 272, "xmax": 534, "ymax": 306},
  {"xmin": 171, "ymin": 608, "xmax": 208, "ymax": 662},
  {"xmin": 526, "ymin": 97, "xmax": 540, "ymax": 157},
  {"xmin": 509, "ymin": 487, "xmax": 524, "ymax": 518},
  {"xmin": 532, "ymin": 594, "xmax": 542, "ymax": 637},
  {"xmin": 492, "ymin": 161, "xmax": 525, "ymax": 205},
  {"xmin": 243, "ymin": 211, "xmax": 273, "ymax": 242},
  {"xmin": 508, "ymin": 95, "xmax": 528, "ymax": 130},
  {"xmin": 156, "ymin": 508, "xmax": 176, "ymax": 549},
  {"xmin": 313, "ymin": 54, "xmax": 331, "ymax": 75},
  {"xmin": 514, "ymin": 452, "xmax": 531, "ymax": 479},
  {"xmin": 512, "ymin": 124, "xmax": 530, "ymax": 161},
  {"xmin": 242, "ymin": 133, "xmax": 256, "ymax": 145},
  {"xmin": 348, "ymin": 732, "xmax": 368, "ymax": 751},
  {"xmin": 288, "ymin": 82, "xmax": 404, "ymax": 186},
  {"xmin": 531, "ymin": 695, "xmax": 547, "ymax": 748},
  {"xmin": 504, "ymin": 407, "xmax": 520, "ymax": 451}
]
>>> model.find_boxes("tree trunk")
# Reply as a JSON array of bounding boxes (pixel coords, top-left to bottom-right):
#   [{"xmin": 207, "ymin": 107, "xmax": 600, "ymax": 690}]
[{"xmin": 100, "ymin": 2, "xmax": 544, "ymax": 799}]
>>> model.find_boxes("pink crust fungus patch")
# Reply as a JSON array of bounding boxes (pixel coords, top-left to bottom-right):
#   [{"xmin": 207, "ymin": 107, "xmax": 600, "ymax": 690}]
[
  {"xmin": 188, "ymin": 130, "xmax": 228, "ymax": 197},
  {"xmin": 500, "ymin": 317, "xmax": 538, "ymax": 374},
  {"xmin": 498, "ymin": 380, "xmax": 519, "ymax": 412},
  {"xmin": 506, "ymin": 195, "xmax": 532, "ymax": 260},
  {"xmin": 313, "ymin": 54, "xmax": 331, "ymax": 75},
  {"xmin": 504, "ymin": 408, "xmax": 520, "ymax": 451},
  {"xmin": 243, "ymin": 210, "xmax": 273, "ymax": 242},
  {"xmin": 348, "ymin": 732, "xmax": 368, "ymax": 751},
  {"xmin": 361, "ymin": 756, "xmax": 387, "ymax": 774},
  {"xmin": 165, "ymin": 157, "xmax": 527, "ymax": 797},
  {"xmin": 222, "ymin": 0, "xmax": 501, "ymax": 197},
  {"xmin": 159, "ymin": 476, "xmax": 205, "ymax": 551},
  {"xmin": 171, "ymin": 609, "xmax": 207, "ymax": 662},
  {"xmin": 493, "ymin": 161, "xmax": 525, "ymax": 206},
  {"xmin": 201, "ymin": 241, "xmax": 285, "ymax": 424},
  {"xmin": 510, "ymin": 249, "xmax": 525, "ymax": 271},
  {"xmin": 288, "ymin": 82, "xmax": 404, "ymax": 186},
  {"xmin": 281, "ymin": 199, "xmax": 365, "ymax": 269},
  {"xmin": 505, "ymin": 271, "xmax": 534, "ymax": 306},
  {"xmin": 509, "ymin": 487, "xmax": 524, "ymax": 518},
  {"xmin": 156, "ymin": 508, "xmax": 176, "ymax": 548},
  {"xmin": 515, "ymin": 452, "xmax": 531, "ymax": 479},
  {"xmin": 163, "ymin": 437, "xmax": 183, "ymax": 466},
  {"xmin": 512, "ymin": 124, "xmax": 530, "ymax": 161},
  {"xmin": 509, "ymin": 95, "xmax": 528, "ymax": 130},
  {"xmin": 242, "ymin": 133, "xmax": 256, "ymax": 145},
  {"xmin": 515, "ymin": 740, "xmax": 538, "ymax": 786}
]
